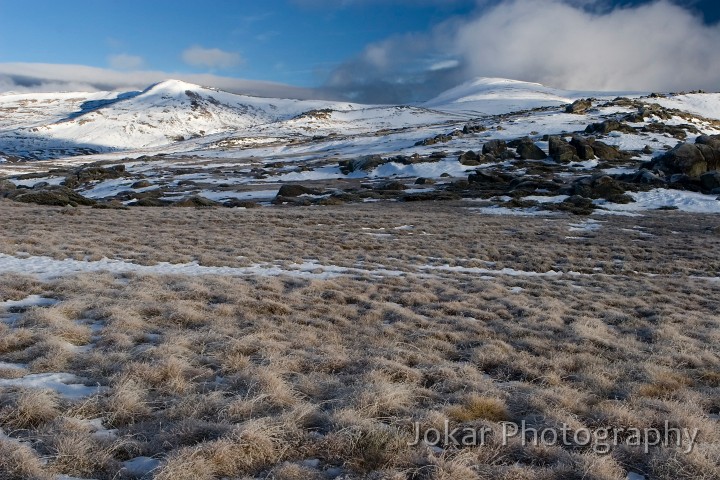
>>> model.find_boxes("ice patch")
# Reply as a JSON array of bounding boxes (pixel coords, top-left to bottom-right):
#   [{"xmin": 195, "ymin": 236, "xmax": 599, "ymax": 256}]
[
  {"xmin": 0, "ymin": 295, "xmax": 58, "ymax": 310},
  {"xmin": 596, "ymin": 189, "xmax": 720, "ymax": 214},
  {"xmin": 568, "ymin": 219, "xmax": 603, "ymax": 232},
  {"xmin": 122, "ymin": 457, "xmax": 161, "ymax": 477},
  {"xmin": 0, "ymin": 372, "xmax": 105, "ymax": 400}
]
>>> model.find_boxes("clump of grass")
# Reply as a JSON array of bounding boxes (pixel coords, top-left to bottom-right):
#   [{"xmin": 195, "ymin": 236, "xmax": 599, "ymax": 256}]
[
  {"xmin": 0, "ymin": 437, "xmax": 51, "ymax": 480},
  {"xmin": 0, "ymin": 388, "xmax": 59, "ymax": 429},
  {"xmin": 446, "ymin": 395, "xmax": 510, "ymax": 423}
]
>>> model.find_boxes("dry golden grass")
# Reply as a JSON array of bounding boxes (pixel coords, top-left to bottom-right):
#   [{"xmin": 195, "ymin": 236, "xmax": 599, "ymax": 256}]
[{"xmin": 0, "ymin": 200, "xmax": 718, "ymax": 479}]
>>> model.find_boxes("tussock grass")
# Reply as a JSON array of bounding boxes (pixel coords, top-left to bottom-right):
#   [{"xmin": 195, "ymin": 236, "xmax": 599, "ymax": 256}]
[{"xmin": 0, "ymin": 201, "xmax": 718, "ymax": 478}]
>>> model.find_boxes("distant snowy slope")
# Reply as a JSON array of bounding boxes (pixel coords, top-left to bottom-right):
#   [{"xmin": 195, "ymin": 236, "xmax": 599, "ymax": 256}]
[
  {"xmin": 646, "ymin": 93, "xmax": 720, "ymax": 121},
  {"xmin": 0, "ymin": 90, "xmax": 124, "ymax": 132},
  {"xmin": 29, "ymin": 79, "xmax": 364, "ymax": 149},
  {"xmin": 423, "ymin": 78, "xmax": 577, "ymax": 115}
]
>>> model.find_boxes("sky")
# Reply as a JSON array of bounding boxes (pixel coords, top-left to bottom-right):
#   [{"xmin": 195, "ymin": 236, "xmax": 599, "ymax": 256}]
[{"xmin": 0, "ymin": 0, "xmax": 719, "ymax": 102}]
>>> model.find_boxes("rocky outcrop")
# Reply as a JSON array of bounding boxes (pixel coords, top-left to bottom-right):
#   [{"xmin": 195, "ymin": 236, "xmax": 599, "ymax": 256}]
[
  {"xmin": 585, "ymin": 120, "xmax": 635, "ymax": 135},
  {"xmin": 569, "ymin": 136, "xmax": 595, "ymax": 160},
  {"xmin": 482, "ymin": 140, "xmax": 508, "ymax": 158},
  {"xmin": 277, "ymin": 184, "xmax": 321, "ymax": 197},
  {"xmin": 10, "ymin": 186, "xmax": 96, "ymax": 207},
  {"xmin": 339, "ymin": 155, "xmax": 387, "ymax": 175},
  {"xmin": 652, "ymin": 135, "xmax": 720, "ymax": 178},
  {"xmin": 548, "ymin": 136, "xmax": 578, "ymax": 163},
  {"xmin": 63, "ymin": 164, "xmax": 126, "ymax": 189},
  {"xmin": 509, "ymin": 137, "xmax": 546, "ymax": 160},
  {"xmin": 566, "ymin": 99, "xmax": 592, "ymax": 114}
]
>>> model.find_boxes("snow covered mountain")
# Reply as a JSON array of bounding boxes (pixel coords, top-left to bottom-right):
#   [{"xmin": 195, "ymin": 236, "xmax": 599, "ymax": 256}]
[{"xmin": 0, "ymin": 77, "xmax": 587, "ymax": 158}]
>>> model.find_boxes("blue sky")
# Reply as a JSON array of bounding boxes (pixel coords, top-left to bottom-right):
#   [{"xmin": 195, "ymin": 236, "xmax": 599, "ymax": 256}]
[
  {"xmin": 0, "ymin": 0, "xmax": 476, "ymax": 86},
  {"xmin": 1, "ymin": 0, "xmax": 719, "ymax": 101}
]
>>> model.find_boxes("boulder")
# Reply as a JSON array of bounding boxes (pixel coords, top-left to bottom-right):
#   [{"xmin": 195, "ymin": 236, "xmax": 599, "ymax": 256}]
[
  {"xmin": 654, "ymin": 143, "xmax": 716, "ymax": 178},
  {"xmin": 584, "ymin": 120, "xmax": 635, "ymax": 135},
  {"xmin": 566, "ymin": 99, "xmax": 592, "ymax": 114},
  {"xmin": 0, "ymin": 179, "xmax": 16, "ymax": 194},
  {"xmin": 700, "ymin": 171, "xmax": 720, "ymax": 191},
  {"xmin": 589, "ymin": 140, "xmax": 624, "ymax": 160},
  {"xmin": 482, "ymin": 140, "xmax": 508, "ymax": 157},
  {"xmin": 508, "ymin": 137, "xmax": 546, "ymax": 160},
  {"xmin": 223, "ymin": 198, "xmax": 260, "ymax": 208},
  {"xmin": 569, "ymin": 136, "xmax": 595, "ymax": 160},
  {"xmin": 11, "ymin": 186, "xmax": 96, "ymax": 207},
  {"xmin": 173, "ymin": 196, "xmax": 219, "ymax": 207},
  {"xmin": 277, "ymin": 184, "xmax": 321, "ymax": 197},
  {"xmin": 415, "ymin": 177, "xmax": 435, "ymax": 185},
  {"xmin": 131, "ymin": 180, "xmax": 152, "ymax": 189},
  {"xmin": 568, "ymin": 175, "xmax": 629, "ymax": 202},
  {"xmin": 468, "ymin": 171, "xmax": 507, "ymax": 185},
  {"xmin": 459, "ymin": 150, "xmax": 482, "ymax": 166},
  {"xmin": 376, "ymin": 181, "xmax": 407, "ymax": 191},
  {"xmin": 64, "ymin": 164, "xmax": 126, "ymax": 188},
  {"xmin": 463, "ymin": 123, "xmax": 486, "ymax": 134},
  {"xmin": 697, "ymin": 134, "xmax": 720, "ymax": 150},
  {"xmin": 339, "ymin": 155, "xmax": 386, "ymax": 174},
  {"xmin": 548, "ymin": 136, "xmax": 578, "ymax": 163}
]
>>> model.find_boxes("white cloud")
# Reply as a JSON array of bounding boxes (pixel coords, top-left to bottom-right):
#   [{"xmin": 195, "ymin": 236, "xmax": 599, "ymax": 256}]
[
  {"xmin": 326, "ymin": 0, "xmax": 720, "ymax": 102},
  {"xmin": 182, "ymin": 46, "xmax": 243, "ymax": 70},
  {"xmin": 108, "ymin": 54, "xmax": 145, "ymax": 70},
  {"xmin": 0, "ymin": 63, "xmax": 321, "ymax": 100}
]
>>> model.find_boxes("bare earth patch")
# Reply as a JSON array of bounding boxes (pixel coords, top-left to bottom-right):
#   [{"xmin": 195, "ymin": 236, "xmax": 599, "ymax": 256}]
[{"xmin": 0, "ymin": 199, "xmax": 718, "ymax": 479}]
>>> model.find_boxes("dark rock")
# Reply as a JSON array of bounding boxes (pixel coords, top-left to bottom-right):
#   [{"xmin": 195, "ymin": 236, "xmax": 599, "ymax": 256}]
[
  {"xmin": 654, "ymin": 142, "xmax": 719, "ymax": 178},
  {"xmin": 468, "ymin": 171, "xmax": 506, "ymax": 185},
  {"xmin": 696, "ymin": 135, "xmax": 720, "ymax": 150},
  {"xmin": 550, "ymin": 196, "xmax": 596, "ymax": 215},
  {"xmin": 590, "ymin": 140, "xmax": 625, "ymax": 160},
  {"xmin": 277, "ymin": 184, "xmax": 321, "ymax": 197},
  {"xmin": 173, "ymin": 196, "xmax": 219, "ymax": 207},
  {"xmin": 463, "ymin": 123, "xmax": 486, "ymax": 134},
  {"xmin": 131, "ymin": 180, "xmax": 152, "ymax": 189},
  {"xmin": 585, "ymin": 120, "xmax": 635, "ymax": 135},
  {"xmin": 482, "ymin": 140, "xmax": 508, "ymax": 157},
  {"xmin": 376, "ymin": 181, "xmax": 407, "ymax": 191},
  {"xmin": 570, "ymin": 136, "xmax": 595, "ymax": 160},
  {"xmin": 12, "ymin": 186, "xmax": 96, "ymax": 207},
  {"xmin": 459, "ymin": 150, "xmax": 482, "ymax": 166},
  {"xmin": 700, "ymin": 171, "xmax": 720, "ymax": 191},
  {"xmin": 415, "ymin": 134, "xmax": 453, "ymax": 146},
  {"xmin": 566, "ymin": 99, "xmax": 592, "ymax": 114},
  {"xmin": 643, "ymin": 145, "xmax": 654, "ymax": 154},
  {"xmin": 339, "ymin": 155, "xmax": 387, "ymax": 174},
  {"xmin": 415, "ymin": 177, "xmax": 436, "ymax": 185},
  {"xmin": 403, "ymin": 191, "xmax": 461, "ymax": 202},
  {"xmin": 223, "ymin": 199, "xmax": 261, "ymax": 208},
  {"xmin": 641, "ymin": 123, "xmax": 697, "ymax": 140},
  {"xmin": 31, "ymin": 181, "xmax": 50, "ymax": 189},
  {"xmin": 0, "ymin": 179, "xmax": 17, "ymax": 193},
  {"xmin": 509, "ymin": 137, "xmax": 547, "ymax": 160},
  {"xmin": 131, "ymin": 198, "xmax": 168, "ymax": 207},
  {"xmin": 64, "ymin": 164, "xmax": 126, "ymax": 188},
  {"xmin": 548, "ymin": 136, "xmax": 578, "ymax": 163},
  {"xmin": 569, "ymin": 175, "xmax": 628, "ymax": 201}
]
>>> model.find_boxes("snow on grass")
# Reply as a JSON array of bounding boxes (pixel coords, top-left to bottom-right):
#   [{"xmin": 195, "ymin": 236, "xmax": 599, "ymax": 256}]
[
  {"xmin": 0, "ymin": 253, "xmax": 412, "ymax": 280},
  {"xmin": 648, "ymin": 93, "xmax": 720, "ymax": 121},
  {"xmin": 0, "ymin": 295, "xmax": 58, "ymax": 310},
  {"xmin": 0, "ymin": 373, "xmax": 105, "ymax": 400},
  {"xmin": 0, "ymin": 361, "xmax": 27, "ymax": 371},
  {"xmin": 422, "ymin": 264, "xmax": 585, "ymax": 278},
  {"xmin": 195, "ymin": 189, "xmax": 279, "ymax": 202},
  {"xmin": 568, "ymin": 219, "xmax": 603, "ymax": 232},
  {"xmin": 9, "ymin": 176, "xmax": 66, "ymax": 187},
  {"xmin": 122, "ymin": 457, "xmax": 161, "ymax": 477},
  {"xmin": 524, "ymin": 194, "xmax": 569, "ymax": 204},
  {"xmin": 596, "ymin": 189, "xmax": 720, "ymax": 214},
  {"xmin": 468, "ymin": 206, "xmax": 558, "ymax": 216}
]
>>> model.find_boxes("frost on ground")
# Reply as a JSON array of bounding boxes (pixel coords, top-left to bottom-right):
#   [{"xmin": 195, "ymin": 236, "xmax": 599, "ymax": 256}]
[{"xmin": 0, "ymin": 201, "xmax": 718, "ymax": 480}]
